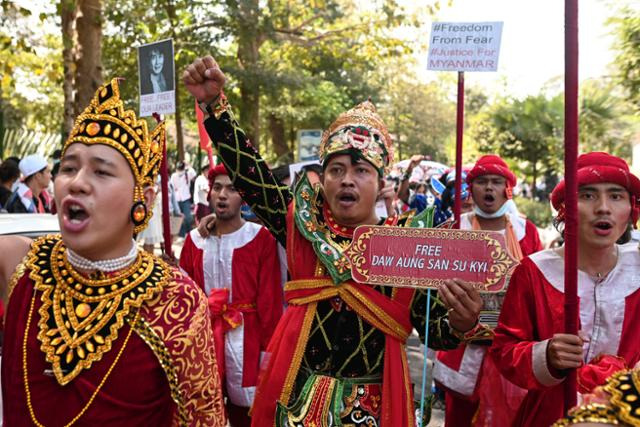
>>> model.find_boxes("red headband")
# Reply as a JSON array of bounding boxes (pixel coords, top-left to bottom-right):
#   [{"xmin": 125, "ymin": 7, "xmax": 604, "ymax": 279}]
[
  {"xmin": 466, "ymin": 155, "xmax": 517, "ymax": 187},
  {"xmin": 207, "ymin": 164, "xmax": 228, "ymax": 200},
  {"xmin": 466, "ymin": 155, "xmax": 517, "ymax": 199},
  {"xmin": 551, "ymin": 152, "xmax": 640, "ymax": 225}
]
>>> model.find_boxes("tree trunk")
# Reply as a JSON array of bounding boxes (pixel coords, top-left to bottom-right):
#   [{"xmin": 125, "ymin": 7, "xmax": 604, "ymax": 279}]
[
  {"xmin": 238, "ymin": 41, "xmax": 260, "ymax": 149},
  {"xmin": 236, "ymin": 0, "xmax": 261, "ymax": 149},
  {"xmin": 164, "ymin": 0, "xmax": 184, "ymax": 161},
  {"xmin": 61, "ymin": 0, "xmax": 77, "ymax": 140},
  {"xmin": 289, "ymin": 121, "xmax": 296, "ymax": 158},
  {"xmin": 74, "ymin": 0, "xmax": 103, "ymax": 115},
  {"xmin": 394, "ymin": 109, "xmax": 402, "ymax": 160},
  {"xmin": 269, "ymin": 112, "xmax": 291, "ymax": 163},
  {"xmin": 531, "ymin": 159, "xmax": 538, "ymax": 200}
]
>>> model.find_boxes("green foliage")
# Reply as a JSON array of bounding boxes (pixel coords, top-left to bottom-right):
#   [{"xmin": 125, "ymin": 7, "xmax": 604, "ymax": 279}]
[
  {"xmin": 469, "ymin": 94, "xmax": 564, "ymax": 196},
  {"xmin": 514, "ymin": 195, "xmax": 552, "ymax": 228},
  {"xmin": 579, "ymin": 80, "xmax": 634, "ymax": 159},
  {"xmin": 470, "ymin": 84, "xmax": 637, "ymax": 195},
  {"xmin": 99, "ymin": 0, "xmax": 455, "ymax": 164},
  {"xmin": 0, "ymin": 2, "xmax": 63, "ymax": 142},
  {"xmin": 375, "ymin": 60, "xmax": 456, "ymax": 163},
  {"xmin": 608, "ymin": 5, "xmax": 640, "ymax": 111}
]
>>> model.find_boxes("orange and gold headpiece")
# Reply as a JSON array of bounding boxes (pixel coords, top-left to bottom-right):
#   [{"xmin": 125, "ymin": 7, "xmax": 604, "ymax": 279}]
[
  {"xmin": 62, "ymin": 78, "xmax": 166, "ymax": 233},
  {"xmin": 318, "ymin": 100, "xmax": 393, "ymax": 176}
]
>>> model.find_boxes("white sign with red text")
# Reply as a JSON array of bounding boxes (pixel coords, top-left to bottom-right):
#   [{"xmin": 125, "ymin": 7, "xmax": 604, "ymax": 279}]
[{"xmin": 427, "ymin": 22, "xmax": 503, "ymax": 72}]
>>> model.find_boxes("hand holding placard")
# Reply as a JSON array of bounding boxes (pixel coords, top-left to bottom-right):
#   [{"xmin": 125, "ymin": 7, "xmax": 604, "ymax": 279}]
[{"xmin": 344, "ymin": 225, "xmax": 518, "ymax": 292}]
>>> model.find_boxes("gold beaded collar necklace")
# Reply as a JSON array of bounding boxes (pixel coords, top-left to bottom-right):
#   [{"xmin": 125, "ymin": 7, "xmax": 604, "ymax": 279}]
[{"xmin": 25, "ymin": 235, "xmax": 170, "ymax": 385}]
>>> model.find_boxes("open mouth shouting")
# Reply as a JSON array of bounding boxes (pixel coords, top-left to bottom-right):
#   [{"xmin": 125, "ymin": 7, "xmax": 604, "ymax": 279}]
[
  {"xmin": 593, "ymin": 219, "xmax": 614, "ymax": 237},
  {"xmin": 61, "ymin": 198, "xmax": 90, "ymax": 233},
  {"xmin": 215, "ymin": 201, "xmax": 229, "ymax": 213},
  {"xmin": 336, "ymin": 190, "xmax": 358, "ymax": 209},
  {"xmin": 482, "ymin": 193, "xmax": 496, "ymax": 207}
]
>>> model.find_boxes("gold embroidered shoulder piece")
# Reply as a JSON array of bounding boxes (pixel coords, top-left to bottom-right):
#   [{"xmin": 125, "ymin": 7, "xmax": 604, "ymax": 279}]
[
  {"xmin": 7, "ymin": 253, "xmax": 28, "ymax": 300},
  {"xmin": 26, "ymin": 234, "xmax": 169, "ymax": 385},
  {"xmin": 138, "ymin": 269, "xmax": 227, "ymax": 426}
]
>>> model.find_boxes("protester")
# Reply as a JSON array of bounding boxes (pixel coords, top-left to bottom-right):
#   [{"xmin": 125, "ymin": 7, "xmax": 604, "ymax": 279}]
[
  {"xmin": 136, "ymin": 177, "xmax": 165, "ymax": 254},
  {"xmin": 170, "ymin": 160, "xmax": 195, "ymax": 237},
  {"xmin": 0, "ymin": 159, "xmax": 20, "ymax": 210},
  {"xmin": 183, "ymin": 55, "xmax": 483, "ymax": 426},
  {"xmin": 180, "ymin": 164, "xmax": 283, "ymax": 426},
  {"xmin": 193, "ymin": 163, "xmax": 211, "ymax": 224},
  {"xmin": 433, "ymin": 154, "xmax": 543, "ymax": 426},
  {"xmin": 0, "ymin": 79, "xmax": 225, "ymax": 426},
  {"xmin": 490, "ymin": 152, "xmax": 640, "ymax": 427},
  {"xmin": 5, "ymin": 154, "xmax": 51, "ymax": 213}
]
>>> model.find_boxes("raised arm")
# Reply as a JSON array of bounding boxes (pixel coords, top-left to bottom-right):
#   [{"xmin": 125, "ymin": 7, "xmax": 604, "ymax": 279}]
[
  {"xmin": 397, "ymin": 154, "xmax": 424, "ymax": 204},
  {"xmin": 183, "ymin": 56, "xmax": 292, "ymax": 247}
]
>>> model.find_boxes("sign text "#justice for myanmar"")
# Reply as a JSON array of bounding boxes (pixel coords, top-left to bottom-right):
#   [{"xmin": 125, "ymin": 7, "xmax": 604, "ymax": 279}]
[{"xmin": 427, "ymin": 22, "xmax": 503, "ymax": 72}]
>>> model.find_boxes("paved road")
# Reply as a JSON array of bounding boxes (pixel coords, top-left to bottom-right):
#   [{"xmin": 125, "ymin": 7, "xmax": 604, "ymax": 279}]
[{"xmin": 407, "ymin": 331, "xmax": 445, "ymax": 426}]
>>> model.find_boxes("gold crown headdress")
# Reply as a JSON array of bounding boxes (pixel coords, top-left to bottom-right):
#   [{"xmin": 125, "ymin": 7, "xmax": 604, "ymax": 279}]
[
  {"xmin": 318, "ymin": 100, "xmax": 394, "ymax": 175},
  {"xmin": 63, "ymin": 78, "xmax": 166, "ymax": 233}
]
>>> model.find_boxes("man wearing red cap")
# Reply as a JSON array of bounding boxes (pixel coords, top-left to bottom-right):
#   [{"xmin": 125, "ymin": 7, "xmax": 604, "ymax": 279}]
[
  {"xmin": 434, "ymin": 154, "xmax": 543, "ymax": 426},
  {"xmin": 490, "ymin": 152, "xmax": 640, "ymax": 427},
  {"xmin": 179, "ymin": 164, "xmax": 283, "ymax": 426}
]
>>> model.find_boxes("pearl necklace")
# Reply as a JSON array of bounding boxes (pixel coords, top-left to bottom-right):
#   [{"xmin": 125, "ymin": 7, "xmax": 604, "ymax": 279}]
[{"xmin": 66, "ymin": 239, "xmax": 138, "ymax": 272}]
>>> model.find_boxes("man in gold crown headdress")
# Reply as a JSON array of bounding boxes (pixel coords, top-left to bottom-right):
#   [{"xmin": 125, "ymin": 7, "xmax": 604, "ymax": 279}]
[
  {"xmin": 183, "ymin": 55, "xmax": 483, "ymax": 427},
  {"xmin": 0, "ymin": 79, "xmax": 225, "ymax": 426}
]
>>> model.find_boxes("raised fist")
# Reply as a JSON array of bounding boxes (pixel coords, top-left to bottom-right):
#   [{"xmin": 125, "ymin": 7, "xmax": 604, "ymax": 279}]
[{"xmin": 183, "ymin": 55, "xmax": 226, "ymax": 103}]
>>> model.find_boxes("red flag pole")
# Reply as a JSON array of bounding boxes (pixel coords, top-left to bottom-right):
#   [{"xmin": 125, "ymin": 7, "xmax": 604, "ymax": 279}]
[
  {"xmin": 563, "ymin": 0, "xmax": 579, "ymax": 412},
  {"xmin": 153, "ymin": 112, "xmax": 174, "ymax": 259},
  {"xmin": 196, "ymin": 99, "xmax": 215, "ymax": 168},
  {"xmin": 453, "ymin": 71, "xmax": 465, "ymax": 229}
]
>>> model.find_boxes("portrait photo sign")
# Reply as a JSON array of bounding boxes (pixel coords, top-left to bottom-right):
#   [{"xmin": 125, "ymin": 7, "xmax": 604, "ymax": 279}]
[
  {"xmin": 345, "ymin": 225, "xmax": 517, "ymax": 292},
  {"xmin": 137, "ymin": 38, "xmax": 175, "ymax": 117}
]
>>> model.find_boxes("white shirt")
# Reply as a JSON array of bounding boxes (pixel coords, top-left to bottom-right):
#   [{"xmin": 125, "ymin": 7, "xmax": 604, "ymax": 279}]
[
  {"xmin": 170, "ymin": 169, "xmax": 196, "ymax": 202},
  {"xmin": 193, "ymin": 174, "xmax": 210, "ymax": 205}
]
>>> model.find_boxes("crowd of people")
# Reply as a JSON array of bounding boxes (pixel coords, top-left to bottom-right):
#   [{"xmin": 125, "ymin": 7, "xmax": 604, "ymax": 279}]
[{"xmin": 0, "ymin": 55, "xmax": 639, "ymax": 427}]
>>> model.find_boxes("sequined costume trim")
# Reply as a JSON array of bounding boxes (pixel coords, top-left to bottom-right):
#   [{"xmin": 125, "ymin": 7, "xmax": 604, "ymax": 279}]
[
  {"xmin": 26, "ymin": 234, "xmax": 169, "ymax": 385},
  {"xmin": 605, "ymin": 370, "xmax": 640, "ymax": 425},
  {"xmin": 140, "ymin": 269, "xmax": 227, "ymax": 426},
  {"xmin": 280, "ymin": 302, "xmax": 318, "ymax": 408},
  {"xmin": 553, "ymin": 369, "xmax": 640, "ymax": 426},
  {"xmin": 203, "ymin": 107, "xmax": 291, "ymax": 247},
  {"xmin": 129, "ymin": 312, "xmax": 188, "ymax": 426},
  {"xmin": 7, "ymin": 253, "xmax": 28, "ymax": 300}
]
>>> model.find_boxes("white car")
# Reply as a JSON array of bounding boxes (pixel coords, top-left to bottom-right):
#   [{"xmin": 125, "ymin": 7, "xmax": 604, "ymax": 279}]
[{"xmin": 0, "ymin": 213, "xmax": 60, "ymax": 238}]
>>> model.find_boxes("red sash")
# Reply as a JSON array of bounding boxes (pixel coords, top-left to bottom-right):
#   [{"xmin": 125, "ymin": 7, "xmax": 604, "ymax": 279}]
[
  {"xmin": 251, "ymin": 279, "xmax": 415, "ymax": 426},
  {"xmin": 207, "ymin": 288, "xmax": 256, "ymax": 384}
]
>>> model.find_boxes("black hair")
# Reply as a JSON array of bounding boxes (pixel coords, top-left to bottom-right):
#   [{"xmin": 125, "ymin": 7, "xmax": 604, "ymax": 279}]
[
  {"xmin": 4, "ymin": 156, "xmax": 20, "ymax": 164},
  {"xmin": 301, "ymin": 163, "xmax": 323, "ymax": 176},
  {"xmin": 0, "ymin": 160, "xmax": 20, "ymax": 183},
  {"xmin": 271, "ymin": 164, "xmax": 291, "ymax": 183}
]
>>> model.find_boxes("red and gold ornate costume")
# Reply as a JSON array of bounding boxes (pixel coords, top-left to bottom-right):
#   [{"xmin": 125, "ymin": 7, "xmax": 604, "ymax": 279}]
[
  {"xmin": 1, "ymin": 79, "xmax": 225, "ymax": 426},
  {"xmin": 202, "ymin": 97, "xmax": 461, "ymax": 427}
]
